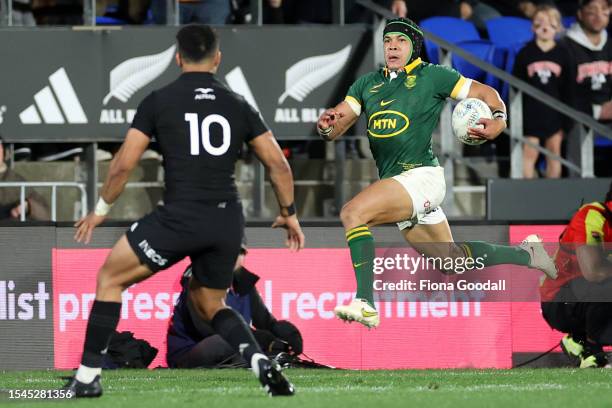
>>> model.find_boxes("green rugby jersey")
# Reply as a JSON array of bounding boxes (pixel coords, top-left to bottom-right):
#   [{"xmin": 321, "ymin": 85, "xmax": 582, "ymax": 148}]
[{"xmin": 345, "ymin": 58, "xmax": 467, "ymax": 179}]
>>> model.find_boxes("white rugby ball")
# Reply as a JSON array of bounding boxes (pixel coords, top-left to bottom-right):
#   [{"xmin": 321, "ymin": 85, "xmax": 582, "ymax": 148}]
[{"xmin": 451, "ymin": 98, "xmax": 492, "ymax": 146}]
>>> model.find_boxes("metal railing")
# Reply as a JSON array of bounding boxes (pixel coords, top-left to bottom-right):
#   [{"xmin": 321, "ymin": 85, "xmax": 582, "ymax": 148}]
[{"xmin": 0, "ymin": 181, "xmax": 87, "ymax": 221}]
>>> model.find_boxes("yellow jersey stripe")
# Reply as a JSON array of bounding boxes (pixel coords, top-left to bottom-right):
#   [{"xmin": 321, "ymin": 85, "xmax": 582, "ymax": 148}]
[
  {"xmin": 346, "ymin": 226, "xmax": 369, "ymax": 237},
  {"xmin": 347, "ymin": 231, "xmax": 373, "ymax": 242},
  {"xmin": 450, "ymin": 76, "xmax": 467, "ymax": 99},
  {"xmin": 585, "ymin": 209, "xmax": 605, "ymax": 244}
]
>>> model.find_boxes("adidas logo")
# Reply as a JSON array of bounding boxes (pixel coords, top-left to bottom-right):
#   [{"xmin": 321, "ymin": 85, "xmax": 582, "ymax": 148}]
[{"xmin": 19, "ymin": 68, "xmax": 88, "ymax": 125}]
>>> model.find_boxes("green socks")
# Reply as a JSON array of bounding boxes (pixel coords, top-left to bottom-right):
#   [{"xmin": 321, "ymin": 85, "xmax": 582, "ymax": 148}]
[
  {"xmin": 462, "ymin": 241, "xmax": 530, "ymax": 267},
  {"xmin": 346, "ymin": 225, "xmax": 375, "ymax": 307}
]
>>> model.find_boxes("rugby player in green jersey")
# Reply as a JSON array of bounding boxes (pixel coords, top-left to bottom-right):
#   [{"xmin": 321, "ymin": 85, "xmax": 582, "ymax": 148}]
[{"xmin": 317, "ymin": 18, "xmax": 558, "ymax": 328}]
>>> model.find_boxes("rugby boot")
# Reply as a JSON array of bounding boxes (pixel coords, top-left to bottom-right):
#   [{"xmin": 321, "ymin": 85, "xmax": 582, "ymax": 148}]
[
  {"xmin": 62, "ymin": 375, "xmax": 102, "ymax": 398},
  {"xmin": 520, "ymin": 234, "xmax": 558, "ymax": 279},
  {"xmin": 334, "ymin": 298, "xmax": 380, "ymax": 328}
]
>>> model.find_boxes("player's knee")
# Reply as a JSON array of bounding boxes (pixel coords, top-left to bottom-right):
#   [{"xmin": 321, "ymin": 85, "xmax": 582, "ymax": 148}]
[
  {"xmin": 340, "ymin": 203, "xmax": 364, "ymax": 228},
  {"xmin": 96, "ymin": 267, "xmax": 130, "ymax": 294}
]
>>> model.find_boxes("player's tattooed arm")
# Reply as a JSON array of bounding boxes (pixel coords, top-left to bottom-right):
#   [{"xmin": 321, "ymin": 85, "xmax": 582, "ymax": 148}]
[{"xmin": 317, "ymin": 101, "xmax": 359, "ymax": 142}]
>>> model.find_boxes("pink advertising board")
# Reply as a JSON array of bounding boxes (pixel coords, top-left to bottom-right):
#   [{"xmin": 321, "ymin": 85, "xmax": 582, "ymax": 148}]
[{"xmin": 52, "ymin": 229, "xmax": 565, "ymax": 370}]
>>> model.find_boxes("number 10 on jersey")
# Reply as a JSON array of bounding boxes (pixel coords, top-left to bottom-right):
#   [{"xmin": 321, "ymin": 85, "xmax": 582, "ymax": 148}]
[{"xmin": 185, "ymin": 113, "xmax": 231, "ymax": 156}]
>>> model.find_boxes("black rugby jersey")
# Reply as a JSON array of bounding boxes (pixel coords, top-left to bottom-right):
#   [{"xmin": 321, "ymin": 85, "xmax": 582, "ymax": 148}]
[{"xmin": 131, "ymin": 72, "xmax": 268, "ymax": 202}]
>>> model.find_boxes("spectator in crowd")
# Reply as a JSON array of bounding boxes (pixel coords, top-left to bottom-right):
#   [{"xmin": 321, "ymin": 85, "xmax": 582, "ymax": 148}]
[
  {"xmin": 0, "ymin": 136, "xmax": 50, "ymax": 221},
  {"xmin": 512, "ymin": 5, "xmax": 567, "ymax": 178},
  {"xmin": 561, "ymin": 0, "xmax": 612, "ymax": 120},
  {"xmin": 167, "ymin": 244, "xmax": 303, "ymax": 368},
  {"xmin": 560, "ymin": 0, "xmax": 612, "ymax": 176}
]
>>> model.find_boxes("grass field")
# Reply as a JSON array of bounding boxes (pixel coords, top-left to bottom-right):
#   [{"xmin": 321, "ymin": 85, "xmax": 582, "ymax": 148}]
[{"xmin": 2, "ymin": 368, "xmax": 612, "ymax": 407}]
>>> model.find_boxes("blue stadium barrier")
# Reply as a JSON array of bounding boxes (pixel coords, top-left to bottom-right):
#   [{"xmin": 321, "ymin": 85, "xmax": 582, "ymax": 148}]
[{"xmin": 421, "ymin": 17, "xmax": 480, "ymax": 65}]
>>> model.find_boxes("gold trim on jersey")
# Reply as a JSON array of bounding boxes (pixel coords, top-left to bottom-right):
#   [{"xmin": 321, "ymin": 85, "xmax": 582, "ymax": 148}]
[
  {"xmin": 383, "ymin": 58, "xmax": 422, "ymax": 77},
  {"xmin": 344, "ymin": 95, "xmax": 361, "ymax": 107},
  {"xmin": 369, "ymin": 82, "xmax": 384, "ymax": 93},
  {"xmin": 450, "ymin": 76, "xmax": 467, "ymax": 99},
  {"xmin": 367, "ymin": 110, "xmax": 410, "ymax": 138},
  {"xmin": 404, "ymin": 58, "xmax": 422, "ymax": 75}
]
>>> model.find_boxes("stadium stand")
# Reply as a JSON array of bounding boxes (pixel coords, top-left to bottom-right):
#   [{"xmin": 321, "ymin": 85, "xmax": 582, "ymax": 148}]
[
  {"xmin": 0, "ymin": 0, "xmax": 610, "ymax": 222},
  {"xmin": 420, "ymin": 16, "xmax": 480, "ymax": 64},
  {"xmin": 451, "ymin": 39, "xmax": 498, "ymax": 88}
]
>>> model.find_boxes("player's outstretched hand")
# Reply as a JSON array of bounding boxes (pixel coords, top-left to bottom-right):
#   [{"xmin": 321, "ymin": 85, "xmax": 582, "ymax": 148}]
[
  {"xmin": 468, "ymin": 118, "xmax": 506, "ymax": 141},
  {"xmin": 74, "ymin": 212, "xmax": 106, "ymax": 244},
  {"xmin": 271, "ymin": 214, "xmax": 305, "ymax": 252},
  {"xmin": 317, "ymin": 108, "xmax": 344, "ymax": 130}
]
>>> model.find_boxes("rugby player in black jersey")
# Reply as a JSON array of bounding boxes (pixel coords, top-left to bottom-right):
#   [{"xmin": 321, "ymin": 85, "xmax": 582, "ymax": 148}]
[{"xmin": 64, "ymin": 24, "xmax": 304, "ymax": 397}]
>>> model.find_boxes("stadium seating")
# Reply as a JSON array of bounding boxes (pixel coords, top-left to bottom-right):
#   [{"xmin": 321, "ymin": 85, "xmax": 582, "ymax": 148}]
[
  {"xmin": 562, "ymin": 16, "xmax": 577, "ymax": 28},
  {"xmin": 420, "ymin": 17, "xmax": 480, "ymax": 65},
  {"xmin": 451, "ymin": 40, "xmax": 498, "ymax": 89},
  {"xmin": 486, "ymin": 18, "xmax": 533, "ymax": 100},
  {"xmin": 486, "ymin": 17, "xmax": 533, "ymax": 49},
  {"xmin": 595, "ymin": 135, "xmax": 612, "ymax": 147}
]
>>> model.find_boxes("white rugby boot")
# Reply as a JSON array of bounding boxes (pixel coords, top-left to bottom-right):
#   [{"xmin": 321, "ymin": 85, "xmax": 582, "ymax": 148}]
[
  {"xmin": 334, "ymin": 298, "xmax": 379, "ymax": 328},
  {"xmin": 519, "ymin": 234, "xmax": 558, "ymax": 279}
]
